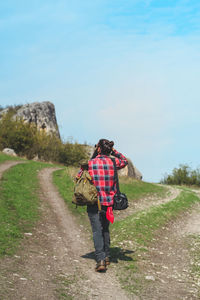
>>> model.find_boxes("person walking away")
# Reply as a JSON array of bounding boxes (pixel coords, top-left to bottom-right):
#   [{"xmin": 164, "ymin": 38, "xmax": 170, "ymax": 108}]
[{"xmin": 77, "ymin": 139, "xmax": 128, "ymax": 272}]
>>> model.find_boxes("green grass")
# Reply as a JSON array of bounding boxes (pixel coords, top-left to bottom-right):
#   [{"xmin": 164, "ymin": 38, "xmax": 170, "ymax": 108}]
[
  {"xmin": 119, "ymin": 177, "xmax": 167, "ymax": 202},
  {"xmin": 0, "ymin": 160, "xmax": 51, "ymax": 256},
  {"xmin": 0, "ymin": 152, "xmax": 22, "ymax": 163},
  {"xmin": 111, "ymin": 190, "xmax": 200, "ymax": 294}
]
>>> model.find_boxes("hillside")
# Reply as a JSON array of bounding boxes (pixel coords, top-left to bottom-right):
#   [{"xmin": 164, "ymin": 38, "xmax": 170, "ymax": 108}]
[{"xmin": 0, "ymin": 153, "xmax": 200, "ymax": 299}]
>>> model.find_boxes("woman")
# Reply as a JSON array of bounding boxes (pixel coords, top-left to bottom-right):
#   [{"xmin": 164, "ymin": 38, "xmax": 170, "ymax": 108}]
[{"xmin": 79, "ymin": 139, "xmax": 128, "ymax": 272}]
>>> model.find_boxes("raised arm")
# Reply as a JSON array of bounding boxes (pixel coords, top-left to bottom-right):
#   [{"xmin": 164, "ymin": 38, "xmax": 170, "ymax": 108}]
[{"xmin": 111, "ymin": 149, "xmax": 128, "ymax": 170}]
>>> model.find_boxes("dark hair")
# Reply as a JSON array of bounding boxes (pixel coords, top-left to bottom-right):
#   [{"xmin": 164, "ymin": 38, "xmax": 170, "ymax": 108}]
[
  {"xmin": 91, "ymin": 139, "xmax": 114, "ymax": 159},
  {"xmin": 98, "ymin": 139, "xmax": 114, "ymax": 155}
]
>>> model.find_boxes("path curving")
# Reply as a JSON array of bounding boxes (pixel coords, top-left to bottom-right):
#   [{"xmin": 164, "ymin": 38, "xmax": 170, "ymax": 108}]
[
  {"xmin": 0, "ymin": 160, "xmax": 23, "ymax": 179},
  {"xmin": 115, "ymin": 185, "xmax": 181, "ymax": 221}
]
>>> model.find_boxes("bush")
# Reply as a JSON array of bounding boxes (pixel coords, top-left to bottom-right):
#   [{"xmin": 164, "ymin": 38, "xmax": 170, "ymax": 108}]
[
  {"xmin": 0, "ymin": 112, "xmax": 88, "ymax": 165},
  {"xmin": 58, "ymin": 142, "xmax": 88, "ymax": 166},
  {"xmin": 34, "ymin": 130, "xmax": 63, "ymax": 162},
  {"xmin": 0, "ymin": 112, "xmax": 37, "ymax": 158},
  {"xmin": 161, "ymin": 164, "xmax": 200, "ymax": 186}
]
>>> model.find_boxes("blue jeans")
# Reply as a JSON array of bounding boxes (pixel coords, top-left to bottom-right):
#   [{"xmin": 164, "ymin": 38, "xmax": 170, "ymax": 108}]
[{"xmin": 87, "ymin": 204, "xmax": 110, "ymax": 262}]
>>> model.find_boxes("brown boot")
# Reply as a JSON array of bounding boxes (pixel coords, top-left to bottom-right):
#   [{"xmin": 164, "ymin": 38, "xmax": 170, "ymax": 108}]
[
  {"xmin": 95, "ymin": 260, "xmax": 106, "ymax": 272},
  {"xmin": 105, "ymin": 257, "xmax": 110, "ymax": 266}
]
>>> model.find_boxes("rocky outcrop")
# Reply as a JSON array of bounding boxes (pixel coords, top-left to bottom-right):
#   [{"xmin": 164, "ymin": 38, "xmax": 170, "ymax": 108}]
[
  {"xmin": 0, "ymin": 102, "xmax": 60, "ymax": 138},
  {"xmin": 118, "ymin": 158, "xmax": 143, "ymax": 180}
]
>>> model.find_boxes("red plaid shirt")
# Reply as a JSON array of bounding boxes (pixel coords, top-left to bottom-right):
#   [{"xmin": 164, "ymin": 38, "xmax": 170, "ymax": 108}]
[{"xmin": 79, "ymin": 149, "xmax": 128, "ymax": 206}]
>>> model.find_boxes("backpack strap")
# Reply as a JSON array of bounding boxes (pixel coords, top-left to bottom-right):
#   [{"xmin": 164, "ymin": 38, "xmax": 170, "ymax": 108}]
[{"xmin": 97, "ymin": 198, "xmax": 101, "ymax": 211}]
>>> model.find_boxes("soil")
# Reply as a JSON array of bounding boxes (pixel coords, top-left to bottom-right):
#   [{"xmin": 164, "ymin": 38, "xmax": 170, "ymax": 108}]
[
  {"xmin": 137, "ymin": 204, "xmax": 200, "ymax": 300},
  {"xmin": 0, "ymin": 161, "xmax": 199, "ymax": 300}
]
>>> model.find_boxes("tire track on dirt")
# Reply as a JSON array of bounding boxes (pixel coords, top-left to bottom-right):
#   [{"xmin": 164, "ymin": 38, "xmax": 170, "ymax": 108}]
[
  {"xmin": 38, "ymin": 167, "xmax": 134, "ymax": 300},
  {"xmin": 137, "ymin": 198, "xmax": 200, "ymax": 300}
]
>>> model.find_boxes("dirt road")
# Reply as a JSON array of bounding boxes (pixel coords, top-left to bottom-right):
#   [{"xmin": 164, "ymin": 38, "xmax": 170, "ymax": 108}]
[
  {"xmin": 0, "ymin": 165, "xmax": 132, "ymax": 299},
  {"xmin": 136, "ymin": 203, "xmax": 200, "ymax": 300},
  {"xmin": 0, "ymin": 162, "xmax": 199, "ymax": 299}
]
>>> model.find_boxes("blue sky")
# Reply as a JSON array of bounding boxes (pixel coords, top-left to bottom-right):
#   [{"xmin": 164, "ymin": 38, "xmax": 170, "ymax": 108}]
[{"xmin": 1, "ymin": 0, "xmax": 200, "ymax": 182}]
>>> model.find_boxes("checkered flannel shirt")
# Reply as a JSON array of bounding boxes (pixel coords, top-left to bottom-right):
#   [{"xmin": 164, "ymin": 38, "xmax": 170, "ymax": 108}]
[{"xmin": 78, "ymin": 149, "xmax": 128, "ymax": 206}]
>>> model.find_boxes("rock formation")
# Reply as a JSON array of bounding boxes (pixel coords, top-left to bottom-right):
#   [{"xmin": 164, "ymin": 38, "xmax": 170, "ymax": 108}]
[
  {"xmin": 2, "ymin": 148, "xmax": 17, "ymax": 157},
  {"xmin": 0, "ymin": 101, "xmax": 60, "ymax": 138},
  {"xmin": 118, "ymin": 158, "xmax": 143, "ymax": 180}
]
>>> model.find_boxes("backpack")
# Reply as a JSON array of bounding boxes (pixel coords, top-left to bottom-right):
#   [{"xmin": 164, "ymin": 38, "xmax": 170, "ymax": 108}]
[{"xmin": 73, "ymin": 170, "xmax": 98, "ymax": 206}]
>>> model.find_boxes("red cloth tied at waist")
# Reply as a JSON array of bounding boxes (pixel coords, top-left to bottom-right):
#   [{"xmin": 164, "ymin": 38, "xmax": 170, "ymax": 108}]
[{"xmin": 106, "ymin": 206, "xmax": 114, "ymax": 224}]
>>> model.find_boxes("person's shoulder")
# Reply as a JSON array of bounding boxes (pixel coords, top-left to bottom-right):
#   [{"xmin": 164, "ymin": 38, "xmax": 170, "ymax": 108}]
[
  {"xmin": 89, "ymin": 155, "xmax": 104, "ymax": 164},
  {"xmin": 89, "ymin": 157, "xmax": 98, "ymax": 164}
]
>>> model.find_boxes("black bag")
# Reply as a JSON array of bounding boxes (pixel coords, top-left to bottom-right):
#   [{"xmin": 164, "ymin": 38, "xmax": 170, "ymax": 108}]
[
  {"xmin": 113, "ymin": 192, "xmax": 128, "ymax": 210},
  {"xmin": 111, "ymin": 158, "xmax": 128, "ymax": 210}
]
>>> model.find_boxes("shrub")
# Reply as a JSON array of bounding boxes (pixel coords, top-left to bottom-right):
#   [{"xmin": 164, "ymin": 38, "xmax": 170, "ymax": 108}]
[
  {"xmin": 161, "ymin": 164, "xmax": 200, "ymax": 186},
  {"xmin": 0, "ymin": 112, "xmax": 88, "ymax": 165},
  {"xmin": 0, "ymin": 112, "xmax": 37, "ymax": 158},
  {"xmin": 34, "ymin": 130, "xmax": 62, "ymax": 162},
  {"xmin": 58, "ymin": 142, "xmax": 88, "ymax": 166}
]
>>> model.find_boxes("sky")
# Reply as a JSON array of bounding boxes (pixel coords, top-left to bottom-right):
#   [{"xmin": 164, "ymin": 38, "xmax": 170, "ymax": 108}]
[{"xmin": 0, "ymin": 0, "xmax": 200, "ymax": 182}]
